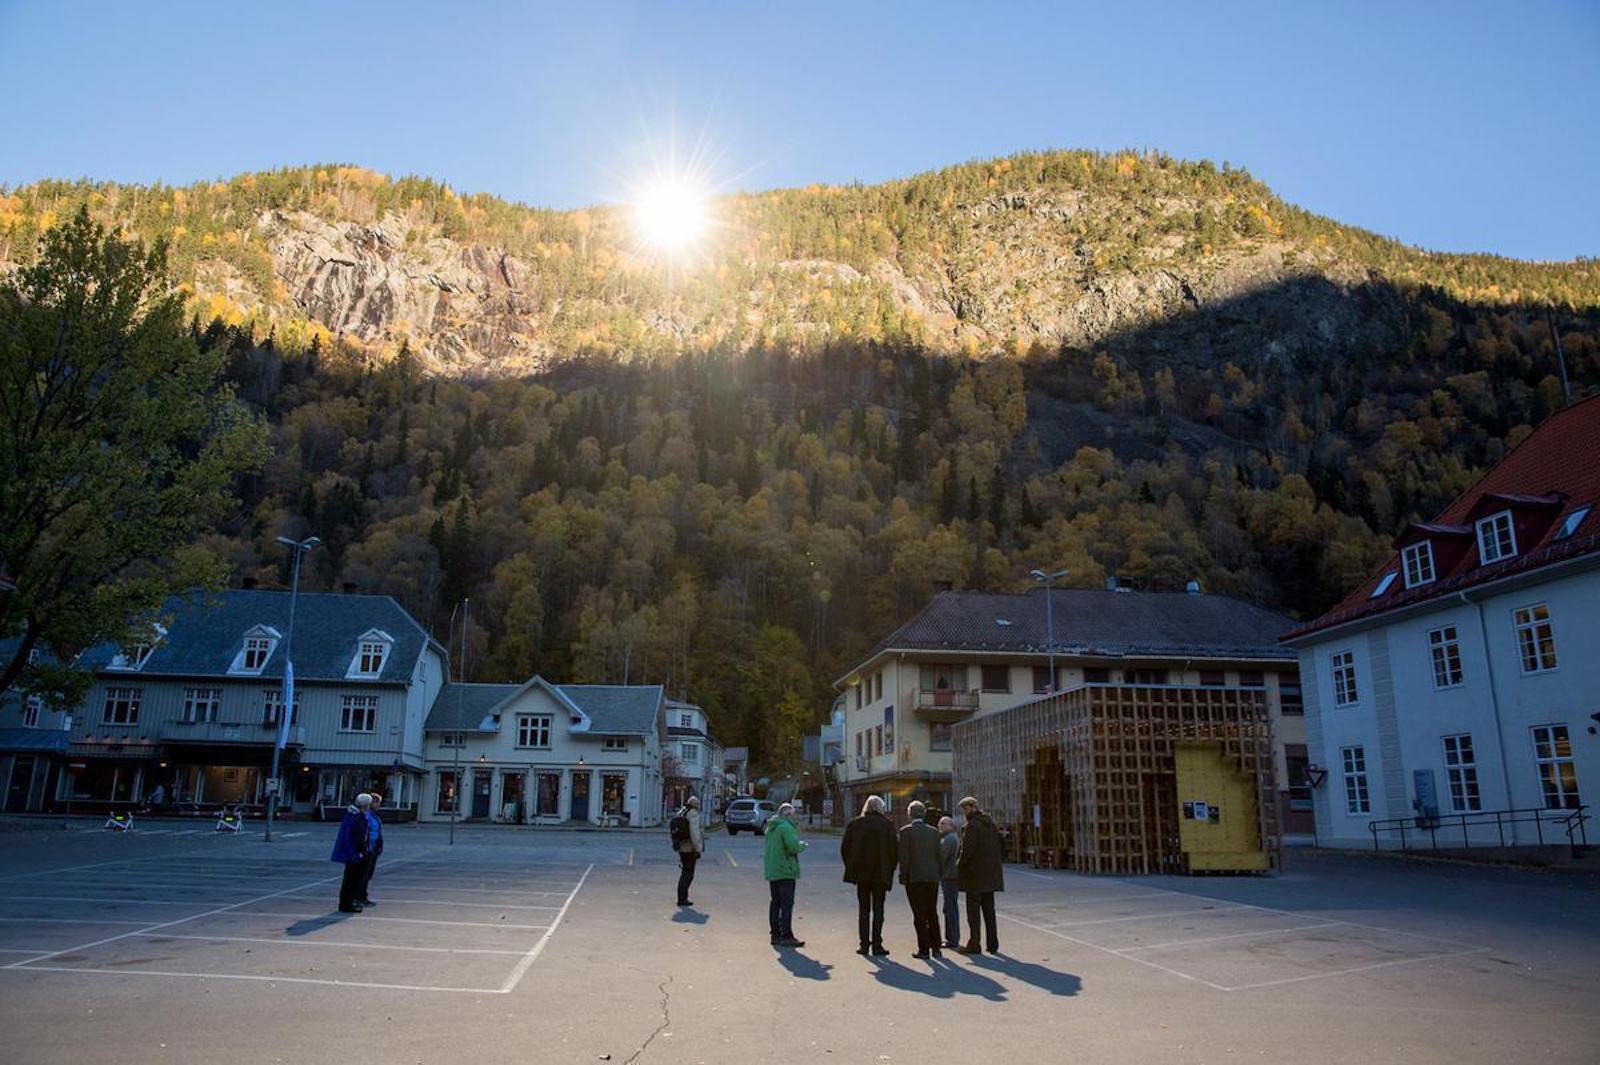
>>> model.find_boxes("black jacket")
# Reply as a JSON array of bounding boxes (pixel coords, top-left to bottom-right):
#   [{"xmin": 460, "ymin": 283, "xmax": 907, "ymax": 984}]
[
  {"xmin": 841, "ymin": 811, "xmax": 898, "ymax": 888},
  {"xmin": 957, "ymin": 810, "xmax": 1006, "ymax": 894},
  {"xmin": 897, "ymin": 820, "xmax": 943, "ymax": 885}
]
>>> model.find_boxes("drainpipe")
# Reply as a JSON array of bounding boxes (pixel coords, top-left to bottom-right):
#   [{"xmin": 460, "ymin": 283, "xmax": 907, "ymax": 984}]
[{"xmin": 1460, "ymin": 590, "xmax": 1517, "ymax": 836}]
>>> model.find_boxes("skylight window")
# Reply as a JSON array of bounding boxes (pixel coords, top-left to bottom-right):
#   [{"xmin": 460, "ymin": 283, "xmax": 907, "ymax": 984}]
[
  {"xmin": 995, "ymin": 617, "xmax": 1013, "ymax": 626},
  {"xmin": 1370, "ymin": 572, "xmax": 1398, "ymax": 599},
  {"xmin": 1553, "ymin": 505, "xmax": 1592, "ymax": 542}
]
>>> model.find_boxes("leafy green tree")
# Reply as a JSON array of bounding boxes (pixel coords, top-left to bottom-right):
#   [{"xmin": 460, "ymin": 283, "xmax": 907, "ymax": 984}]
[{"xmin": 0, "ymin": 209, "xmax": 266, "ymax": 697}]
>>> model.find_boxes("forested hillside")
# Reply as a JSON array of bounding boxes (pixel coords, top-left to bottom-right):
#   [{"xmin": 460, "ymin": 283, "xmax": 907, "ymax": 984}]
[{"xmin": 5, "ymin": 150, "xmax": 1597, "ymax": 766}]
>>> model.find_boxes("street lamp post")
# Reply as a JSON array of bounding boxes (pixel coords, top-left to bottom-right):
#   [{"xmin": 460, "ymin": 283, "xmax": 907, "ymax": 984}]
[
  {"xmin": 268, "ymin": 535, "xmax": 320, "ymax": 842},
  {"xmin": 1029, "ymin": 567, "xmax": 1069, "ymax": 694},
  {"xmin": 449, "ymin": 598, "xmax": 468, "ymax": 847}
]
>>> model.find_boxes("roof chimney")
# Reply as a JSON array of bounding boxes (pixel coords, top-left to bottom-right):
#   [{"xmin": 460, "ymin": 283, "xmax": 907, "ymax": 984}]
[
  {"xmin": 343, "ymin": 581, "xmax": 358, "ymax": 595},
  {"xmin": 241, "ymin": 576, "xmax": 258, "ymax": 590},
  {"xmin": 1186, "ymin": 580, "xmax": 1203, "ymax": 595},
  {"xmin": 932, "ymin": 579, "xmax": 954, "ymax": 594}
]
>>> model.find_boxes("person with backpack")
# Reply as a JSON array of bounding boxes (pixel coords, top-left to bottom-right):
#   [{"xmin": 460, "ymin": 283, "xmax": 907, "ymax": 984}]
[{"xmin": 672, "ymin": 795, "xmax": 704, "ymax": 907}]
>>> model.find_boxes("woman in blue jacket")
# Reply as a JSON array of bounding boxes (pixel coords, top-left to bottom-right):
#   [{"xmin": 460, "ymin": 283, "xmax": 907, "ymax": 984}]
[{"xmin": 331, "ymin": 793, "xmax": 372, "ymax": 913}]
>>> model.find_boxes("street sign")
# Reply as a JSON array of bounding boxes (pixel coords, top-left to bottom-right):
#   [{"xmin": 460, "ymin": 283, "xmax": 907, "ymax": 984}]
[
  {"xmin": 265, "ymin": 779, "xmax": 280, "ymax": 795},
  {"xmin": 823, "ymin": 800, "xmax": 834, "ymax": 817}
]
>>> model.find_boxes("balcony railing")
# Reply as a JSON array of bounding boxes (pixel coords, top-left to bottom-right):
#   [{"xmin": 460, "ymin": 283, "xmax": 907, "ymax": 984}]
[
  {"xmin": 158, "ymin": 720, "xmax": 306, "ymax": 746},
  {"xmin": 913, "ymin": 688, "xmax": 980, "ymax": 720}
]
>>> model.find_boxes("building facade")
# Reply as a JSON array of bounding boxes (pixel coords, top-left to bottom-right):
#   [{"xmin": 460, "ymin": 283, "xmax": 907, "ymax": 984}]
[
  {"xmin": 664, "ymin": 699, "xmax": 722, "ymax": 823},
  {"xmin": 837, "ymin": 586, "xmax": 1308, "ymax": 828},
  {"xmin": 0, "ymin": 639, "xmax": 73, "ymax": 812},
  {"xmin": 1284, "ymin": 397, "xmax": 1600, "ymax": 850},
  {"xmin": 421, "ymin": 678, "xmax": 666, "ymax": 827},
  {"xmin": 62, "ymin": 590, "xmax": 447, "ymax": 816}
]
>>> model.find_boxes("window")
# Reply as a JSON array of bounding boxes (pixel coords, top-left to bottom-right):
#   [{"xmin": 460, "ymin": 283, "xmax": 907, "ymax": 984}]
[
  {"xmin": 1476, "ymin": 511, "xmax": 1517, "ymax": 564},
  {"xmin": 1512, "ymin": 604, "xmax": 1557, "ymax": 673},
  {"xmin": 1402, "ymin": 541, "xmax": 1436, "ymax": 588},
  {"xmin": 181, "ymin": 687, "xmax": 222, "ymax": 724},
  {"xmin": 261, "ymin": 689, "xmax": 300, "ymax": 727},
  {"xmin": 535, "ymin": 772, "xmax": 561, "ymax": 816},
  {"xmin": 1552, "ymin": 504, "xmax": 1592, "ymax": 541},
  {"xmin": 855, "ymin": 731, "xmax": 863, "ymax": 760},
  {"xmin": 855, "ymin": 684, "xmax": 862, "ymax": 710},
  {"xmin": 1198, "ymin": 670, "xmax": 1226, "ymax": 686},
  {"xmin": 22, "ymin": 695, "xmax": 41, "ymax": 728},
  {"xmin": 340, "ymin": 694, "xmax": 378, "ymax": 732},
  {"xmin": 1341, "ymin": 746, "xmax": 1370, "ymax": 814},
  {"xmin": 980, "ymin": 665, "xmax": 1010, "ymax": 692},
  {"xmin": 1082, "ymin": 667, "xmax": 1110, "ymax": 684},
  {"xmin": 1032, "ymin": 666, "xmax": 1055, "ymax": 694},
  {"xmin": 357, "ymin": 640, "xmax": 388, "ymax": 675},
  {"xmin": 111, "ymin": 639, "xmax": 155, "ymax": 670},
  {"xmin": 874, "ymin": 725, "xmax": 883, "ymax": 756},
  {"xmin": 1422, "ymin": 625, "xmax": 1464, "ymax": 689},
  {"xmin": 1532, "ymin": 725, "xmax": 1582, "ymax": 810},
  {"xmin": 517, "ymin": 714, "xmax": 552, "ymax": 748},
  {"xmin": 929, "ymin": 722, "xmax": 953, "ymax": 752},
  {"xmin": 675, "ymin": 711, "xmax": 693, "ymax": 728},
  {"xmin": 436, "ymin": 770, "xmax": 459, "ymax": 813},
  {"xmin": 682, "ymin": 742, "xmax": 701, "ymax": 764},
  {"xmin": 1126, "ymin": 669, "xmax": 1168, "ymax": 685},
  {"xmin": 102, "ymin": 687, "xmax": 141, "ymax": 725},
  {"xmin": 1441, "ymin": 734, "xmax": 1481, "ymax": 813},
  {"xmin": 1238, "ymin": 671, "xmax": 1265, "ymax": 688},
  {"xmin": 1330, "ymin": 651, "xmax": 1358, "ymax": 706},
  {"xmin": 1370, "ymin": 572, "xmax": 1398, "ymax": 598},
  {"xmin": 1284, "ymin": 744, "xmax": 1312, "ymax": 811},
  {"xmin": 874, "ymin": 671, "xmax": 883, "ymax": 701},
  {"xmin": 919, "ymin": 664, "xmax": 967, "ymax": 692},
  {"xmin": 1278, "ymin": 673, "xmax": 1304, "ymax": 715},
  {"xmin": 438, "ymin": 731, "xmax": 465, "ymax": 748},
  {"xmin": 229, "ymin": 629, "xmax": 280, "ymax": 675},
  {"xmin": 603, "ymin": 736, "xmax": 628, "ymax": 752}
]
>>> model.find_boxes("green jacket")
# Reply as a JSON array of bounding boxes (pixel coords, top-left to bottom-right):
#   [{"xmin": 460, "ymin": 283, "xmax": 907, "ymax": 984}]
[{"xmin": 762, "ymin": 816, "xmax": 804, "ymax": 880}]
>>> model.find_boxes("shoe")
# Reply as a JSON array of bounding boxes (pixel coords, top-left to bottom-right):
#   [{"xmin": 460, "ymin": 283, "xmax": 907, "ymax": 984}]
[
  {"xmin": 957, "ymin": 943, "xmax": 981, "ymax": 955},
  {"xmin": 912, "ymin": 950, "xmax": 930, "ymax": 959},
  {"xmin": 358, "ymin": 900, "xmax": 375, "ymax": 907},
  {"xmin": 338, "ymin": 906, "xmax": 360, "ymax": 913},
  {"xmin": 987, "ymin": 945, "xmax": 1001, "ymax": 954},
  {"xmin": 777, "ymin": 937, "xmax": 806, "ymax": 948},
  {"xmin": 855, "ymin": 945, "xmax": 871, "ymax": 956},
  {"xmin": 944, "ymin": 941, "xmax": 962, "ymax": 950},
  {"xmin": 678, "ymin": 900, "xmax": 691, "ymax": 907},
  {"xmin": 871, "ymin": 944, "xmax": 890, "ymax": 957},
  {"xmin": 932, "ymin": 948, "xmax": 943, "ymax": 958}
]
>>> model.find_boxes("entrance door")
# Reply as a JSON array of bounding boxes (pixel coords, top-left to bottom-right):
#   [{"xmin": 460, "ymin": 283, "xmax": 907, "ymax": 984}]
[
  {"xmin": 501, "ymin": 772, "xmax": 525, "ymax": 823},
  {"xmin": 570, "ymin": 772, "xmax": 591, "ymax": 822},
  {"xmin": 5, "ymin": 757, "xmax": 34, "ymax": 812},
  {"xmin": 472, "ymin": 770, "xmax": 492, "ymax": 819}
]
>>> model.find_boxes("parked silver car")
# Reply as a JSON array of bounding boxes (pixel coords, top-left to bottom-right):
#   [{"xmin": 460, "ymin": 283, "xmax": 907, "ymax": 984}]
[{"xmin": 724, "ymin": 798, "xmax": 778, "ymax": 835}]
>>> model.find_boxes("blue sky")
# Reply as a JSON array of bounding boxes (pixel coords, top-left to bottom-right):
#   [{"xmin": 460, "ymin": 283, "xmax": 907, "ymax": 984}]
[{"xmin": 1, "ymin": 1, "xmax": 1596, "ymax": 260}]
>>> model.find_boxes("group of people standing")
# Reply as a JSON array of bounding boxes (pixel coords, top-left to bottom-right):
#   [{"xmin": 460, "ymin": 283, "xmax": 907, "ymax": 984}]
[
  {"xmin": 671, "ymin": 792, "xmax": 1004, "ymax": 959},
  {"xmin": 330, "ymin": 792, "xmax": 385, "ymax": 913}
]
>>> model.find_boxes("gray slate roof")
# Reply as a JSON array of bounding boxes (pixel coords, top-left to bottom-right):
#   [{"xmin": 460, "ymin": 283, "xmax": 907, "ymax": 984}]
[
  {"xmin": 851, "ymin": 588, "xmax": 1295, "ymax": 677},
  {"xmin": 424, "ymin": 680, "xmax": 664, "ymax": 736},
  {"xmin": 76, "ymin": 590, "xmax": 440, "ymax": 685}
]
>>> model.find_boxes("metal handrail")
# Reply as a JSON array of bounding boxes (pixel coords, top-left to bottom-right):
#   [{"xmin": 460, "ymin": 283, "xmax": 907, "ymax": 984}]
[{"xmin": 1368, "ymin": 804, "xmax": 1590, "ymax": 858}]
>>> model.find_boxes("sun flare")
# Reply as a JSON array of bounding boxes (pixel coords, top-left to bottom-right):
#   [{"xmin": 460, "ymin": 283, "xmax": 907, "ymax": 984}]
[{"xmin": 632, "ymin": 178, "xmax": 711, "ymax": 254}]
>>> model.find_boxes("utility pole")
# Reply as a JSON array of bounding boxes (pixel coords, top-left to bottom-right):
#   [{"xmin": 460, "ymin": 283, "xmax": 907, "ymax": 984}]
[{"xmin": 449, "ymin": 598, "xmax": 468, "ymax": 846}]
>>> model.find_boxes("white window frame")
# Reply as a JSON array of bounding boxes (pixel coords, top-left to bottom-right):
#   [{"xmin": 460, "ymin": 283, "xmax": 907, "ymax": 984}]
[
  {"xmin": 1512, "ymin": 603, "xmax": 1557, "ymax": 673},
  {"xmin": 1441, "ymin": 734, "xmax": 1481, "ymax": 813},
  {"xmin": 1401, "ymin": 541, "xmax": 1436, "ymax": 588},
  {"xmin": 1427, "ymin": 625, "xmax": 1464, "ymax": 689},
  {"xmin": 516, "ymin": 714, "xmax": 552, "ymax": 749},
  {"xmin": 102, "ymin": 687, "xmax": 142, "ymax": 726},
  {"xmin": 1476, "ymin": 510, "xmax": 1517, "ymax": 564},
  {"xmin": 602, "ymin": 736, "xmax": 628, "ymax": 752},
  {"xmin": 181, "ymin": 687, "xmax": 223, "ymax": 724},
  {"xmin": 346, "ymin": 630, "xmax": 395, "ymax": 679},
  {"xmin": 678, "ymin": 712, "xmax": 695, "ymax": 729},
  {"xmin": 261, "ymin": 688, "xmax": 300, "ymax": 728},
  {"xmin": 339, "ymin": 694, "xmax": 378, "ymax": 733},
  {"xmin": 22, "ymin": 695, "xmax": 41, "ymax": 728},
  {"xmin": 1531, "ymin": 724, "xmax": 1582, "ymax": 810},
  {"xmin": 228, "ymin": 626, "xmax": 281, "ymax": 675},
  {"xmin": 682, "ymin": 741, "xmax": 701, "ymax": 764},
  {"xmin": 1341, "ymin": 745, "xmax": 1370, "ymax": 814},
  {"xmin": 1330, "ymin": 650, "xmax": 1359, "ymax": 707}
]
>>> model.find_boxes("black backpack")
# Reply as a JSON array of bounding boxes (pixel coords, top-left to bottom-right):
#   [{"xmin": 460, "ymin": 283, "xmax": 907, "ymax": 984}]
[{"xmin": 669, "ymin": 812, "xmax": 691, "ymax": 847}]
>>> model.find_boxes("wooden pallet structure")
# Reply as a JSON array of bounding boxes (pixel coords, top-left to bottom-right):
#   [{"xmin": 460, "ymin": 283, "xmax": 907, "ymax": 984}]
[{"xmin": 952, "ymin": 684, "xmax": 1280, "ymax": 875}]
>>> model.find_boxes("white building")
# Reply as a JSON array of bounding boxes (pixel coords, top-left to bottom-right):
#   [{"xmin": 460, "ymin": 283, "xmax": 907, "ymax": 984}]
[
  {"xmin": 421, "ymin": 677, "xmax": 666, "ymax": 827},
  {"xmin": 664, "ymin": 698, "xmax": 722, "ymax": 823},
  {"xmin": 1284, "ymin": 396, "xmax": 1599, "ymax": 851}
]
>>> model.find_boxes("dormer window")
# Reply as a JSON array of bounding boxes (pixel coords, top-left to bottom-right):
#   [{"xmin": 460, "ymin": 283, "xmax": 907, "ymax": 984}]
[
  {"xmin": 228, "ymin": 626, "xmax": 282, "ymax": 675},
  {"xmin": 1476, "ymin": 511, "xmax": 1517, "ymax": 564},
  {"xmin": 1369, "ymin": 572, "xmax": 1398, "ymax": 599},
  {"xmin": 347, "ymin": 629, "xmax": 394, "ymax": 678},
  {"xmin": 1553, "ymin": 505, "xmax": 1592, "ymax": 542},
  {"xmin": 679, "ymin": 712, "xmax": 695, "ymax": 729},
  {"xmin": 109, "ymin": 625, "xmax": 165, "ymax": 670},
  {"xmin": 1401, "ymin": 541, "xmax": 1436, "ymax": 589}
]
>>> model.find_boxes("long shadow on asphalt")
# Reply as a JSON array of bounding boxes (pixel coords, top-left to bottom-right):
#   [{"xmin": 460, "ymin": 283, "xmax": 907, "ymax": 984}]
[
  {"xmin": 284, "ymin": 913, "xmax": 355, "ymax": 936},
  {"xmin": 775, "ymin": 949, "xmax": 833, "ymax": 981},
  {"xmin": 966, "ymin": 953, "xmax": 1082, "ymax": 997},
  {"xmin": 670, "ymin": 909, "xmax": 709, "ymax": 924},
  {"xmin": 867, "ymin": 956, "xmax": 1007, "ymax": 1000}
]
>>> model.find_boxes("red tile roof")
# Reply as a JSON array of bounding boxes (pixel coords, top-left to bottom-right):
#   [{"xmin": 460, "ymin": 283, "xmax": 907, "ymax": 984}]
[{"xmin": 1286, "ymin": 394, "xmax": 1600, "ymax": 641}]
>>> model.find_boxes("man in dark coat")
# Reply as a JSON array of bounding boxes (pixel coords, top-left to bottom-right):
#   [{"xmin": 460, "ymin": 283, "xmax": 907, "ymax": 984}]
[
  {"xmin": 897, "ymin": 800, "xmax": 945, "ymax": 958},
  {"xmin": 330, "ymin": 793, "xmax": 372, "ymax": 913},
  {"xmin": 955, "ymin": 795, "xmax": 1005, "ymax": 954},
  {"xmin": 840, "ymin": 794, "xmax": 898, "ymax": 956}
]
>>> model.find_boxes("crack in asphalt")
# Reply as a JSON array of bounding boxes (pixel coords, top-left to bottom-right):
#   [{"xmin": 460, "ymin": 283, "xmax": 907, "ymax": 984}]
[{"xmin": 623, "ymin": 975, "xmax": 673, "ymax": 1065}]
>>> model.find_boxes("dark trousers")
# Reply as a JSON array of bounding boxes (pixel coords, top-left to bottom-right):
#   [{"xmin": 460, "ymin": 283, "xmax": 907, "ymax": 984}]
[
  {"xmin": 940, "ymin": 880, "xmax": 962, "ymax": 945},
  {"xmin": 768, "ymin": 878, "xmax": 796, "ymax": 938},
  {"xmin": 677, "ymin": 852, "xmax": 698, "ymax": 903},
  {"xmin": 906, "ymin": 881, "xmax": 940, "ymax": 952},
  {"xmin": 338, "ymin": 860, "xmax": 365, "ymax": 911},
  {"xmin": 856, "ymin": 883, "xmax": 887, "ymax": 947},
  {"xmin": 358, "ymin": 850, "xmax": 378, "ymax": 901},
  {"xmin": 965, "ymin": 890, "xmax": 999, "ymax": 950}
]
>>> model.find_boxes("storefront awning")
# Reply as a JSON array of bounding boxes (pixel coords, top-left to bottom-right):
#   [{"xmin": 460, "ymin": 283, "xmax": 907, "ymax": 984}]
[{"xmin": 0, "ymin": 728, "xmax": 70, "ymax": 754}]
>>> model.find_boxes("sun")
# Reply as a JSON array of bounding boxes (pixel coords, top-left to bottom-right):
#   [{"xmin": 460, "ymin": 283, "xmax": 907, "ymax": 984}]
[{"xmin": 632, "ymin": 178, "xmax": 711, "ymax": 254}]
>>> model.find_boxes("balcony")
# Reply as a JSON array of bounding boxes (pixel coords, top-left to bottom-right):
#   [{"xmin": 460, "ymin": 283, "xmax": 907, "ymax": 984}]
[
  {"xmin": 913, "ymin": 688, "xmax": 980, "ymax": 722},
  {"xmin": 158, "ymin": 720, "xmax": 306, "ymax": 746}
]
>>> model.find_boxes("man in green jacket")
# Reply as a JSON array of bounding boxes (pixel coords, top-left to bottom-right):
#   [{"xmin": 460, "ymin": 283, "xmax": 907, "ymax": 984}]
[{"xmin": 763, "ymin": 802, "xmax": 807, "ymax": 948}]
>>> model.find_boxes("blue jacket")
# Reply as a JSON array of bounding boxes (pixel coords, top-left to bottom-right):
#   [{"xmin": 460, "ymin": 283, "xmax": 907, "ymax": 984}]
[
  {"xmin": 366, "ymin": 810, "xmax": 383, "ymax": 856},
  {"xmin": 330, "ymin": 807, "xmax": 369, "ymax": 863}
]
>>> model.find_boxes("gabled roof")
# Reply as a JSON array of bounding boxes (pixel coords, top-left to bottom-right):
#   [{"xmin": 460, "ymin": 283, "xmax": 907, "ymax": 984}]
[
  {"xmin": 1288, "ymin": 395, "xmax": 1600, "ymax": 642},
  {"xmin": 424, "ymin": 680, "xmax": 665, "ymax": 736},
  {"xmin": 839, "ymin": 587, "xmax": 1295, "ymax": 684},
  {"xmin": 75, "ymin": 590, "xmax": 443, "ymax": 685}
]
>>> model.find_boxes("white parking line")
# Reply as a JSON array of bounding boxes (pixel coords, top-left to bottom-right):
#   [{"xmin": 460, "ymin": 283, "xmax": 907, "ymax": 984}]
[
  {"xmin": 242, "ymin": 910, "xmax": 550, "ymax": 930},
  {"xmin": 0, "ymin": 947, "xmax": 53, "ymax": 953},
  {"xmin": 500, "ymin": 863, "xmax": 593, "ymax": 993},
  {"xmin": 1223, "ymin": 948, "xmax": 1493, "ymax": 991},
  {"xmin": 1001, "ymin": 911, "xmax": 1234, "ymax": 991},
  {"xmin": 1120, "ymin": 922, "xmax": 1344, "ymax": 952},
  {"xmin": 10, "ymin": 965, "xmax": 503, "ymax": 994},
  {"xmin": 135, "ymin": 932, "xmax": 529, "ymax": 956},
  {"xmin": 276, "ymin": 894, "xmax": 561, "ymax": 910},
  {"xmin": 1035, "ymin": 904, "xmax": 1250, "ymax": 929},
  {"xmin": 0, "ymin": 896, "xmax": 250, "ymax": 907},
  {"xmin": 0, "ymin": 916, "xmax": 151, "ymax": 926}
]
